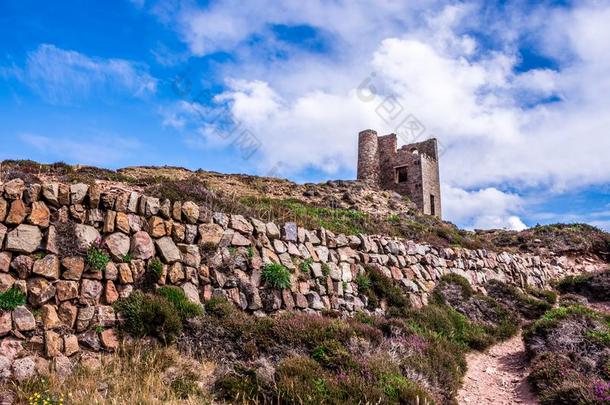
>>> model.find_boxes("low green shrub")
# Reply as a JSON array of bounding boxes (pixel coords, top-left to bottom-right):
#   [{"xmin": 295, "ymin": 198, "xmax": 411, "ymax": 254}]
[
  {"xmin": 405, "ymin": 304, "xmax": 495, "ymax": 350},
  {"xmin": 113, "ymin": 291, "xmax": 182, "ymax": 344},
  {"xmin": 299, "ymin": 258, "xmax": 313, "ymax": 274},
  {"xmin": 525, "ymin": 305, "xmax": 610, "ymax": 404},
  {"xmin": 526, "ymin": 286, "xmax": 558, "ymax": 304},
  {"xmin": 555, "ymin": 270, "xmax": 610, "ymax": 301},
  {"xmin": 148, "ymin": 258, "xmax": 164, "ymax": 280},
  {"xmin": 361, "ymin": 267, "xmax": 410, "ymax": 312},
  {"xmin": 0, "ymin": 287, "xmax": 26, "ymax": 310},
  {"xmin": 261, "ymin": 263, "xmax": 291, "ymax": 289},
  {"xmin": 156, "ymin": 286, "xmax": 203, "ymax": 320},
  {"xmin": 86, "ymin": 246, "xmax": 110, "ymax": 272},
  {"xmin": 204, "ymin": 297, "xmax": 236, "ymax": 319},
  {"xmin": 486, "ymin": 280, "xmax": 552, "ymax": 320},
  {"xmin": 354, "ymin": 273, "xmax": 371, "ymax": 291}
]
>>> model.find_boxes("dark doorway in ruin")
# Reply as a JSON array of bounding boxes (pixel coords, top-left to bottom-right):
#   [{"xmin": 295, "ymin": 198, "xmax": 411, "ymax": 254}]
[{"xmin": 396, "ymin": 166, "xmax": 408, "ymax": 183}]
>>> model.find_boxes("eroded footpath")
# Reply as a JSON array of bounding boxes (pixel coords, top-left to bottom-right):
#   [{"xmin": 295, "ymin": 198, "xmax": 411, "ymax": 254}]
[{"xmin": 457, "ymin": 332, "xmax": 538, "ymax": 405}]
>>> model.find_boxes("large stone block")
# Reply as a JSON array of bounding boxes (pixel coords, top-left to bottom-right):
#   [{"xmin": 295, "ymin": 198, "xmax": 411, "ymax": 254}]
[{"xmin": 5, "ymin": 224, "xmax": 42, "ymax": 253}]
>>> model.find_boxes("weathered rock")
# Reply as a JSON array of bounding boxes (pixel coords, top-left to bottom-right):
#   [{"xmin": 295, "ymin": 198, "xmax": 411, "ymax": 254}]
[
  {"xmin": 0, "ymin": 223, "xmax": 6, "ymax": 248},
  {"xmin": 198, "ymin": 223, "xmax": 224, "ymax": 247},
  {"xmin": 104, "ymin": 232, "xmax": 130, "ymax": 260},
  {"xmin": 181, "ymin": 282, "xmax": 201, "ymax": 304},
  {"xmin": 0, "ymin": 355, "xmax": 11, "ymax": 380},
  {"xmin": 147, "ymin": 216, "xmax": 166, "ymax": 238},
  {"xmin": 12, "ymin": 306, "xmax": 36, "ymax": 331},
  {"xmin": 55, "ymin": 280, "xmax": 79, "ymax": 301},
  {"xmin": 63, "ymin": 335, "xmax": 79, "ymax": 356},
  {"xmin": 115, "ymin": 212, "xmax": 130, "ymax": 233},
  {"xmin": 61, "ymin": 256, "xmax": 84, "ymax": 280},
  {"xmin": 12, "ymin": 356, "xmax": 37, "ymax": 381},
  {"xmin": 96, "ymin": 305, "xmax": 116, "ymax": 327},
  {"xmin": 103, "ymin": 210, "xmax": 116, "ymax": 233},
  {"xmin": 5, "ymin": 200, "xmax": 27, "ymax": 225},
  {"xmin": 282, "ymin": 222, "xmax": 298, "ymax": 242},
  {"xmin": 80, "ymin": 279, "xmax": 103, "ymax": 305},
  {"xmin": 155, "ymin": 237, "xmax": 182, "ymax": 263},
  {"xmin": 232, "ymin": 232, "xmax": 251, "ymax": 246},
  {"xmin": 28, "ymin": 201, "xmax": 50, "ymax": 227},
  {"xmin": 230, "ymin": 215, "xmax": 253, "ymax": 234},
  {"xmin": 27, "ymin": 277, "xmax": 56, "ymax": 306},
  {"xmin": 74, "ymin": 224, "xmax": 100, "ymax": 251},
  {"xmin": 45, "ymin": 331, "xmax": 63, "ymax": 357},
  {"xmin": 0, "ymin": 311, "xmax": 12, "ymax": 336},
  {"xmin": 5, "ymin": 224, "xmax": 42, "ymax": 253},
  {"xmin": 75, "ymin": 306, "xmax": 95, "ymax": 332},
  {"xmin": 42, "ymin": 183, "xmax": 60, "ymax": 206},
  {"xmin": 118, "ymin": 263, "xmax": 133, "ymax": 284},
  {"xmin": 4, "ymin": 179, "xmax": 25, "ymax": 200},
  {"xmin": 168, "ymin": 262, "xmax": 185, "ymax": 284},
  {"xmin": 58, "ymin": 302, "xmax": 78, "ymax": 328},
  {"xmin": 105, "ymin": 281, "xmax": 119, "ymax": 304},
  {"xmin": 11, "ymin": 255, "xmax": 33, "ymax": 279},
  {"xmin": 41, "ymin": 305, "xmax": 61, "ymax": 329},
  {"xmin": 32, "ymin": 255, "xmax": 60, "ymax": 280},
  {"xmin": 45, "ymin": 225, "xmax": 59, "ymax": 254},
  {"xmin": 266, "ymin": 222, "xmax": 281, "ymax": 239},
  {"xmin": 70, "ymin": 183, "xmax": 89, "ymax": 205},
  {"xmin": 0, "ymin": 252, "xmax": 11, "ymax": 273},
  {"xmin": 78, "ymin": 330, "xmax": 100, "ymax": 351},
  {"xmin": 100, "ymin": 328, "xmax": 119, "ymax": 350},
  {"xmin": 182, "ymin": 201, "xmax": 199, "ymax": 224},
  {"xmin": 130, "ymin": 231, "xmax": 155, "ymax": 260},
  {"xmin": 177, "ymin": 244, "xmax": 201, "ymax": 268},
  {"xmin": 0, "ymin": 198, "xmax": 7, "ymax": 222},
  {"xmin": 0, "ymin": 273, "xmax": 14, "ymax": 292}
]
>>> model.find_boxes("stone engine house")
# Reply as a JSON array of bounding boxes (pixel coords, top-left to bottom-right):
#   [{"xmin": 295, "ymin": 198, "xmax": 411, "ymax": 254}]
[{"xmin": 357, "ymin": 129, "xmax": 442, "ymax": 218}]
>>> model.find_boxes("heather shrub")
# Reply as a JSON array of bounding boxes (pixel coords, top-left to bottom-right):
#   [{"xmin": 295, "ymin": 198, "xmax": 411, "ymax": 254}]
[
  {"xmin": 360, "ymin": 266, "xmax": 410, "ymax": 312},
  {"xmin": 485, "ymin": 279, "xmax": 552, "ymax": 320},
  {"xmin": 113, "ymin": 291, "xmax": 182, "ymax": 344},
  {"xmin": 156, "ymin": 286, "xmax": 203, "ymax": 320},
  {"xmin": 432, "ymin": 275, "xmax": 519, "ymax": 344},
  {"xmin": 525, "ymin": 305, "xmax": 610, "ymax": 404},
  {"xmin": 556, "ymin": 270, "xmax": 610, "ymax": 301}
]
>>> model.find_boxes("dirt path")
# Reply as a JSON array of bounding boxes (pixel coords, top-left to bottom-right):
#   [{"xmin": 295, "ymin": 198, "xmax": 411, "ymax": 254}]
[{"xmin": 457, "ymin": 332, "xmax": 538, "ymax": 405}]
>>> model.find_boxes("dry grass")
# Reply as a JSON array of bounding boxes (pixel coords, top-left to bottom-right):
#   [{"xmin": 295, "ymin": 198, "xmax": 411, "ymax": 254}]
[{"xmin": 1, "ymin": 344, "xmax": 216, "ymax": 405}]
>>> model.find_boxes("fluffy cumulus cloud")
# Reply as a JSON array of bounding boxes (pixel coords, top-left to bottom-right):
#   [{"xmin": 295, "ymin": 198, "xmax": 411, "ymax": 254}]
[
  {"xmin": 9, "ymin": 44, "xmax": 157, "ymax": 104},
  {"xmin": 149, "ymin": 0, "xmax": 609, "ymax": 230}
]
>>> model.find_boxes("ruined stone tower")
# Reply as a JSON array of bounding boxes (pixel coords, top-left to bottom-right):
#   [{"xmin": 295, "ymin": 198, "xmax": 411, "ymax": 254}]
[{"xmin": 357, "ymin": 129, "xmax": 442, "ymax": 218}]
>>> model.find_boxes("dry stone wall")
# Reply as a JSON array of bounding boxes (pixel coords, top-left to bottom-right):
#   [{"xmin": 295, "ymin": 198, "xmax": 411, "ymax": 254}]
[{"xmin": 0, "ymin": 178, "xmax": 587, "ymax": 381}]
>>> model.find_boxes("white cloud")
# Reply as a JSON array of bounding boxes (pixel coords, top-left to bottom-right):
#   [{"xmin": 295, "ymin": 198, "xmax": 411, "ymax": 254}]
[
  {"xmin": 157, "ymin": 1, "xmax": 610, "ymax": 230},
  {"xmin": 441, "ymin": 185, "xmax": 527, "ymax": 230},
  {"xmin": 10, "ymin": 44, "xmax": 157, "ymax": 104}
]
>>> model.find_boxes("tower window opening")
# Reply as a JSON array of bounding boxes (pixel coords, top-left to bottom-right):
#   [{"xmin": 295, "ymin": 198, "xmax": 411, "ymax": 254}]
[
  {"xmin": 396, "ymin": 166, "xmax": 408, "ymax": 183},
  {"xmin": 430, "ymin": 194, "xmax": 436, "ymax": 216}
]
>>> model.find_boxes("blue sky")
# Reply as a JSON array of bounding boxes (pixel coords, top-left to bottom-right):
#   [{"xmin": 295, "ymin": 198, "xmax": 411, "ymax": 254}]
[{"xmin": 0, "ymin": 0, "xmax": 609, "ymax": 231}]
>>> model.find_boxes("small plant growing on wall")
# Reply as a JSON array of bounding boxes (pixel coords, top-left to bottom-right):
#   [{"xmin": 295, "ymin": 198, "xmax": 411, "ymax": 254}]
[
  {"xmin": 149, "ymin": 258, "xmax": 164, "ymax": 280},
  {"xmin": 262, "ymin": 263, "xmax": 291, "ymax": 289},
  {"xmin": 299, "ymin": 257, "xmax": 313, "ymax": 274},
  {"xmin": 0, "ymin": 287, "xmax": 26, "ymax": 310},
  {"xmin": 86, "ymin": 243, "xmax": 110, "ymax": 272}
]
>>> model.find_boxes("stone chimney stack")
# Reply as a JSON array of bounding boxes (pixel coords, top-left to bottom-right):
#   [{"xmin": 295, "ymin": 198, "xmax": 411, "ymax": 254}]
[{"xmin": 357, "ymin": 129, "xmax": 380, "ymax": 185}]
